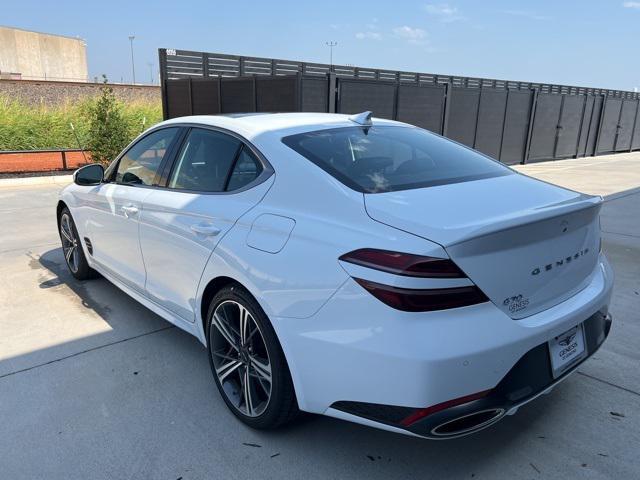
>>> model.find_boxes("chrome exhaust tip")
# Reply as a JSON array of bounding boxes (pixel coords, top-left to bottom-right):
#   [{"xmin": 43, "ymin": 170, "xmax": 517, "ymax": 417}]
[{"xmin": 431, "ymin": 408, "xmax": 505, "ymax": 438}]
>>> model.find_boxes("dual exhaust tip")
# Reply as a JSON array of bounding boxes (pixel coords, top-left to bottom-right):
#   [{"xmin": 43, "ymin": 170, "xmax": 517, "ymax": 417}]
[{"xmin": 430, "ymin": 408, "xmax": 505, "ymax": 438}]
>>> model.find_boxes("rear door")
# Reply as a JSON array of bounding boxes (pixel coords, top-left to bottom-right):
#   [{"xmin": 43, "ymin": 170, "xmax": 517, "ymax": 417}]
[
  {"xmin": 87, "ymin": 127, "xmax": 180, "ymax": 291},
  {"xmin": 139, "ymin": 127, "xmax": 273, "ymax": 322}
]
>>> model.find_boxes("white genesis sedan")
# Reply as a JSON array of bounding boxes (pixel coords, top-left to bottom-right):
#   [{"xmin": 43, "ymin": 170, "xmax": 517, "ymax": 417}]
[{"xmin": 57, "ymin": 112, "xmax": 613, "ymax": 439}]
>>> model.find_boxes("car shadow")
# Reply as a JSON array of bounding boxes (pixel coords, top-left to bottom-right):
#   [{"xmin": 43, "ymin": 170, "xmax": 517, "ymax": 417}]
[{"xmin": 2, "ymin": 247, "xmax": 571, "ymax": 478}]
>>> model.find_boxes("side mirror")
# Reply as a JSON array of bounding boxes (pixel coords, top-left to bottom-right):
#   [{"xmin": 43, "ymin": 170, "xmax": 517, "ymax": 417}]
[{"xmin": 74, "ymin": 164, "xmax": 104, "ymax": 186}]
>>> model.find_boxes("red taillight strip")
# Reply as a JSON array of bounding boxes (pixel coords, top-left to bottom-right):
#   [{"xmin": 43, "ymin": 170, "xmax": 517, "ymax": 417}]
[
  {"xmin": 354, "ymin": 278, "xmax": 489, "ymax": 312},
  {"xmin": 339, "ymin": 248, "xmax": 465, "ymax": 278},
  {"xmin": 400, "ymin": 390, "xmax": 492, "ymax": 427}
]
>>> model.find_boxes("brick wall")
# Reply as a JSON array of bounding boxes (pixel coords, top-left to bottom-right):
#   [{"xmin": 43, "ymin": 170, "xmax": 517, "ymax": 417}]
[
  {"xmin": 0, "ymin": 150, "xmax": 91, "ymax": 173},
  {"xmin": 0, "ymin": 79, "xmax": 159, "ymax": 106}
]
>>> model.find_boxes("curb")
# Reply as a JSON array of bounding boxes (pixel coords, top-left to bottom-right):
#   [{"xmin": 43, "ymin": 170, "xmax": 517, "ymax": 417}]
[{"xmin": 0, "ymin": 174, "xmax": 73, "ymax": 189}]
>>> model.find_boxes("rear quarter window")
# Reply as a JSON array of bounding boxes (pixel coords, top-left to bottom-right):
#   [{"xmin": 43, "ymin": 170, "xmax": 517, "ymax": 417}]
[{"xmin": 282, "ymin": 126, "xmax": 512, "ymax": 193}]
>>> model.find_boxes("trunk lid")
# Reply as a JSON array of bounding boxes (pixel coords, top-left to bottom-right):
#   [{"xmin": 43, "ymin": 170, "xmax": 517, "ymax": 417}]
[{"xmin": 364, "ymin": 174, "xmax": 602, "ymax": 319}]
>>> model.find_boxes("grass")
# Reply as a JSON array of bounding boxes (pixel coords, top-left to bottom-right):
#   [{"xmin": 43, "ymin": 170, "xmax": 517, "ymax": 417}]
[{"xmin": 0, "ymin": 94, "xmax": 163, "ymax": 151}]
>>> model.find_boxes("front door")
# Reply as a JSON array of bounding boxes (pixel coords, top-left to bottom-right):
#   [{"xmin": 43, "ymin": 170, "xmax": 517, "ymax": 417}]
[
  {"xmin": 87, "ymin": 127, "xmax": 180, "ymax": 291},
  {"xmin": 139, "ymin": 128, "xmax": 272, "ymax": 321}
]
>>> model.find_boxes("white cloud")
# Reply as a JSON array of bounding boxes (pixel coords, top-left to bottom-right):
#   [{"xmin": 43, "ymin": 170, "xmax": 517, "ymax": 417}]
[
  {"xmin": 425, "ymin": 3, "xmax": 458, "ymax": 16},
  {"xmin": 623, "ymin": 1, "xmax": 640, "ymax": 8},
  {"xmin": 424, "ymin": 3, "xmax": 464, "ymax": 22},
  {"xmin": 502, "ymin": 9, "xmax": 551, "ymax": 21},
  {"xmin": 393, "ymin": 25, "xmax": 427, "ymax": 44},
  {"xmin": 355, "ymin": 31, "xmax": 382, "ymax": 40}
]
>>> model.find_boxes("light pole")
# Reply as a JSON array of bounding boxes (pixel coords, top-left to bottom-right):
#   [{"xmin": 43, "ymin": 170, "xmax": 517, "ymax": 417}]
[
  {"xmin": 128, "ymin": 35, "xmax": 136, "ymax": 84},
  {"xmin": 147, "ymin": 62, "xmax": 153, "ymax": 84},
  {"xmin": 325, "ymin": 41, "xmax": 337, "ymax": 66}
]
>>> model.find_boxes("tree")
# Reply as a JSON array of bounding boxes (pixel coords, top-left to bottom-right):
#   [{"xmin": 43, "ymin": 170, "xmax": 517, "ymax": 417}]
[{"xmin": 86, "ymin": 76, "xmax": 129, "ymax": 165}]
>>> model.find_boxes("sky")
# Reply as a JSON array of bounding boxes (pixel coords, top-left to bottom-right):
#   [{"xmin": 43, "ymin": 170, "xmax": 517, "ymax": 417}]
[{"xmin": 3, "ymin": 0, "xmax": 640, "ymax": 91}]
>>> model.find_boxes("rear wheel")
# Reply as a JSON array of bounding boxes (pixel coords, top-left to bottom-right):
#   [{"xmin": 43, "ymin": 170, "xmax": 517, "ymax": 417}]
[
  {"xmin": 59, "ymin": 207, "xmax": 96, "ymax": 280},
  {"xmin": 207, "ymin": 285, "xmax": 298, "ymax": 429}
]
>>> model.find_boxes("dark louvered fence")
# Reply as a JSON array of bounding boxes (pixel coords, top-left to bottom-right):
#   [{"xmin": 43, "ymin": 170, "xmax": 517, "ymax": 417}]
[{"xmin": 159, "ymin": 48, "xmax": 640, "ymax": 164}]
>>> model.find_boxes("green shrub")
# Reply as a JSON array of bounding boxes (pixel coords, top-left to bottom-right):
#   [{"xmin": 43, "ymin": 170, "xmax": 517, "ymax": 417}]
[
  {"xmin": 0, "ymin": 82, "xmax": 162, "ymax": 156},
  {"xmin": 86, "ymin": 78, "xmax": 130, "ymax": 165}
]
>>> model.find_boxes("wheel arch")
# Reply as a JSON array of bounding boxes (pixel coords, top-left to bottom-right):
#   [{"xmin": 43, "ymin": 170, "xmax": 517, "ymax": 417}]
[
  {"xmin": 199, "ymin": 275, "xmax": 240, "ymax": 341},
  {"xmin": 198, "ymin": 274, "xmax": 305, "ymax": 409},
  {"xmin": 56, "ymin": 200, "xmax": 68, "ymax": 229}
]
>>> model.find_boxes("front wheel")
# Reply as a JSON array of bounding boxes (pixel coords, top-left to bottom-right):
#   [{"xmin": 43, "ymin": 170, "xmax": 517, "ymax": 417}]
[
  {"xmin": 207, "ymin": 285, "xmax": 298, "ymax": 429},
  {"xmin": 58, "ymin": 207, "xmax": 97, "ymax": 280}
]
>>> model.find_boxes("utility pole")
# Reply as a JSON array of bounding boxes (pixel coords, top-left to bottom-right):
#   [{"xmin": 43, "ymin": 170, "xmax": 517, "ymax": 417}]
[
  {"xmin": 325, "ymin": 41, "xmax": 338, "ymax": 66},
  {"xmin": 128, "ymin": 35, "xmax": 136, "ymax": 84}
]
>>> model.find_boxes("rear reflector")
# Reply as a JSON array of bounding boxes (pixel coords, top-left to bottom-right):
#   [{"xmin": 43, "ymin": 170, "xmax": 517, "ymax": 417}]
[
  {"xmin": 339, "ymin": 248, "xmax": 465, "ymax": 278},
  {"xmin": 400, "ymin": 390, "xmax": 492, "ymax": 427},
  {"xmin": 354, "ymin": 278, "xmax": 488, "ymax": 312}
]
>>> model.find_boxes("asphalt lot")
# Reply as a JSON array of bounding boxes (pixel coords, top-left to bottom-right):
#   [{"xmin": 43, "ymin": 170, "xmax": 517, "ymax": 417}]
[{"xmin": 1, "ymin": 169, "xmax": 639, "ymax": 479}]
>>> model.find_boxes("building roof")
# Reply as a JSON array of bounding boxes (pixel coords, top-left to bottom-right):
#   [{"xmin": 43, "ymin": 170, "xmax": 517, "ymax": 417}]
[{"xmin": 0, "ymin": 25, "xmax": 85, "ymax": 43}]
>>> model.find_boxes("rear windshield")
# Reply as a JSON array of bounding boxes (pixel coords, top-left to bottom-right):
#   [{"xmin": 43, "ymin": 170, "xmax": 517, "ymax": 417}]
[{"xmin": 282, "ymin": 126, "xmax": 512, "ymax": 193}]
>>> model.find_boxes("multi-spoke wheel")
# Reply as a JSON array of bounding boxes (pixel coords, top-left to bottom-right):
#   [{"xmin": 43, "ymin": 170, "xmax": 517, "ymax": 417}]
[
  {"xmin": 207, "ymin": 285, "xmax": 298, "ymax": 429},
  {"xmin": 58, "ymin": 207, "xmax": 96, "ymax": 280},
  {"xmin": 60, "ymin": 212, "xmax": 80, "ymax": 273}
]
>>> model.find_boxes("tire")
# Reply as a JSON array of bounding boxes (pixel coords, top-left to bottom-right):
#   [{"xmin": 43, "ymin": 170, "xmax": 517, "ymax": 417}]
[
  {"xmin": 58, "ymin": 207, "xmax": 97, "ymax": 281},
  {"xmin": 206, "ymin": 284, "xmax": 298, "ymax": 429}
]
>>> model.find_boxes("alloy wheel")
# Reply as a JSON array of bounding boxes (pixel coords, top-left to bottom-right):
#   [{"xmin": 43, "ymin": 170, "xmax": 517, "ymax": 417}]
[
  {"xmin": 210, "ymin": 300, "xmax": 272, "ymax": 417},
  {"xmin": 60, "ymin": 213, "xmax": 79, "ymax": 273}
]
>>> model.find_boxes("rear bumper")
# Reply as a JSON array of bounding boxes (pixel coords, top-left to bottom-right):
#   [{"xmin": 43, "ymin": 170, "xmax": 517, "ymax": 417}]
[
  {"xmin": 271, "ymin": 256, "xmax": 614, "ymax": 435},
  {"xmin": 331, "ymin": 310, "xmax": 611, "ymax": 438}
]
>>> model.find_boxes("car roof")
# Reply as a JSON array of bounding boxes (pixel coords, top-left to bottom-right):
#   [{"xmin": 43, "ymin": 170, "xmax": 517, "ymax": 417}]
[{"xmin": 159, "ymin": 112, "xmax": 403, "ymax": 139}]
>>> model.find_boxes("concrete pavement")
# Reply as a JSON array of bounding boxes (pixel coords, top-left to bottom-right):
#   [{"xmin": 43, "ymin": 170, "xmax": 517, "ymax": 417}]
[
  {"xmin": 0, "ymin": 177, "xmax": 638, "ymax": 478},
  {"xmin": 513, "ymin": 152, "xmax": 640, "ymax": 197}
]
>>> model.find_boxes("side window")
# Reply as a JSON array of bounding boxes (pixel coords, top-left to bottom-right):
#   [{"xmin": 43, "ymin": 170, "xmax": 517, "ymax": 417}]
[
  {"xmin": 169, "ymin": 128, "xmax": 241, "ymax": 192},
  {"xmin": 115, "ymin": 128, "xmax": 178, "ymax": 186},
  {"xmin": 227, "ymin": 147, "xmax": 263, "ymax": 191}
]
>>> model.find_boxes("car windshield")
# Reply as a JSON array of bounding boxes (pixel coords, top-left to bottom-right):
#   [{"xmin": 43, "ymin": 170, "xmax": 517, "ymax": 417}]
[{"xmin": 282, "ymin": 125, "xmax": 512, "ymax": 193}]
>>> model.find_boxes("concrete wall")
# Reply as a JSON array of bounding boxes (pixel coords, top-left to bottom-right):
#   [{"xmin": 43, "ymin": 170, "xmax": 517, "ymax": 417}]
[
  {"xmin": 0, "ymin": 26, "xmax": 88, "ymax": 82},
  {"xmin": 0, "ymin": 79, "xmax": 160, "ymax": 106}
]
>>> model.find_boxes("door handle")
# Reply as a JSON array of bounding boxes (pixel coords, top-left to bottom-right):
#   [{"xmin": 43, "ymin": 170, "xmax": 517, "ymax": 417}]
[
  {"xmin": 121, "ymin": 205, "xmax": 139, "ymax": 218},
  {"xmin": 190, "ymin": 223, "xmax": 221, "ymax": 236}
]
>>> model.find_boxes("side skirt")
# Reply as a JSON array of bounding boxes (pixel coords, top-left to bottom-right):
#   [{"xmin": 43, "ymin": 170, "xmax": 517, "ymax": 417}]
[{"xmin": 89, "ymin": 261, "xmax": 205, "ymax": 344}]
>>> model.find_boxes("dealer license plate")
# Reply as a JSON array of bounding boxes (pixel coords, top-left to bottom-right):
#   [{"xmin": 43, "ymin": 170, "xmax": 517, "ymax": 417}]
[{"xmin": 548, "ymin": 324, "xmax": 586, "ymax": 378}]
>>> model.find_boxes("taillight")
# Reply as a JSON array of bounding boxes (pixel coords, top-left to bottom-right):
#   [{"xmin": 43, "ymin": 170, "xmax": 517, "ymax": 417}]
[
  {"xmin": 340, "ymin": 248, "xmax": 488, "ymax": 312},
  {"xmin": 339, "ymin": 248, "xmax": 465, "ymax": 278},
  {"xmin": 354, "ymin": 278, "xmax": 488, "ymax": 312}
]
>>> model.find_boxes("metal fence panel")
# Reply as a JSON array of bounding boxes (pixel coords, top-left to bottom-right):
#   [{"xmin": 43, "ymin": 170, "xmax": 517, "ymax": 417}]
[
  {"xmin": 474, "ymin": 89, "xmax": 508, "ymax": 159},
  {"xmin": 597, "ymin": 98, "xmax": 622, "ymax": 153},
  {"xmin": 166, "ymin": 79, "xmax": 192, "ymax": 118},
  {"xmin": 301, "ymin": 77, "xmax": 329, "ymax": 112},
  {"xmin": 337, "ymin": 79, "xmax": 396, "ymax": 119},
  {"xmin": 499, "ymin": 90, "xmax": 533, "ymax": 165},
  {"xmin": 576, "ymin": 96, "xmax": 595, "ymax": 157},
  {"xmin": 446, "ymin": 88, "xmax": 480, "ymax": 147},
  {"xmin": 615, "ymin": 99, "xmax": 638, "ymax": 151},
  {"xmin": 396, "ymin": 84, "xmax": 445, "ymax": 133},
  {"xmin": 528, "ymin": 93, "xmax": 562, "ymax": 162},
  {"xmin": 191, "ymin": 78, "xmax": 220, "ymax": 115},
  {"xmin": 221, "ymin": 78, "xmax": 255, "ymax": 113},
  {"xmin": 585, "ymin": 96, "xmax": 604, "ymax": 156},
  {"xmin": 256, "ymin": 76, "xmax": 299, "ymax": 112},
  {"xmin": 632, "ymin": 105, "xmax": 640, "ymax": 150},
  {"xmin": 555, "ymin": 94, "xmax": 584, "ymax": 158}
]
